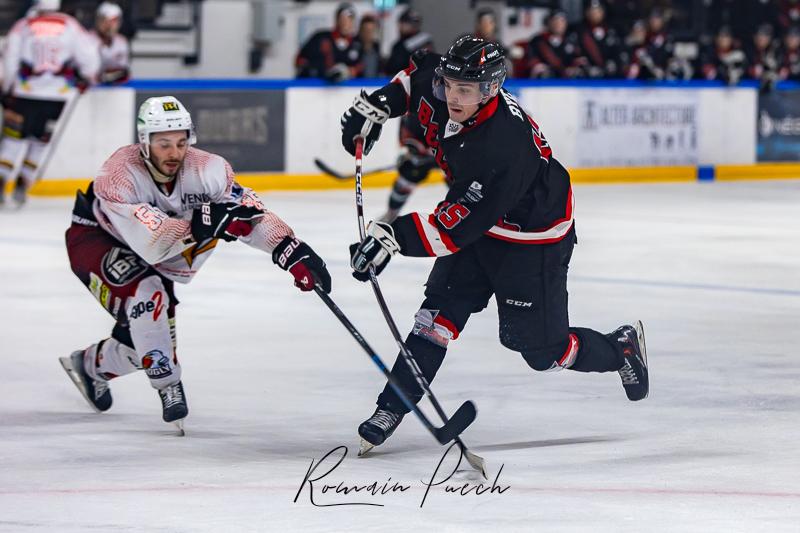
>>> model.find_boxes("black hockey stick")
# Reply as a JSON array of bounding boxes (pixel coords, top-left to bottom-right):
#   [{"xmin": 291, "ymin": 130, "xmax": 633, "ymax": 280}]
[
  {"xmin": 314, "ymin": 286, "xmax": 476, "ymax": 445},
  {"xmin": 353, "ymin": 138, "xmax": 488, "ymax": 478},
  {"xmin": 314, "ymin": 157, "xmax": 395, "ymax": 180}
]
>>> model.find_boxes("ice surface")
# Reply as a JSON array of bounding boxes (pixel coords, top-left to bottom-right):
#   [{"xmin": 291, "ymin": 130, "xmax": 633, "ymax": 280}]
[{"xmin": 1, "ymin": 181, "xmax": 799, "ymax": 532}]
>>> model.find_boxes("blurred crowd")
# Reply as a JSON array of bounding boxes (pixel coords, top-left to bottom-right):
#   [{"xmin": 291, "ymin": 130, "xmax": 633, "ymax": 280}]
[{"xmin": 295, "ymin": 0, "xmax": 800, "ymax": 89}]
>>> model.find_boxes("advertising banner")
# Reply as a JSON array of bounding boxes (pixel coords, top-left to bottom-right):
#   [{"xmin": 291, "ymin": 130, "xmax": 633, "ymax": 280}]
[
  {"xmin": 575, "ymin": 88, "xmax": 699, "ymax": 167},
  {"xmin": 757, "ymin": 91, "xmax": 800, "ymax": 161},
  {"xmin": 135, "ymin": 91, "xmax": 285, "ymax": 172}
]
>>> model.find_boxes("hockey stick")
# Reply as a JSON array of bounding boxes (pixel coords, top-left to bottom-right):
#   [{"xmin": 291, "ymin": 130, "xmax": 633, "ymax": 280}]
[
  {"xmin": 353, "ymin": 138, "xmax": 488, "ymax": 478},
  {"xmin": 313, "ymin": 286, "xmax": 476, "ymax": 445},
  {"xmin": 314, "ymin": 157, "xmax": 395, "ymax": 180},
  {"xmin": 30, "ymin": 90, "xmax": 80, "ymax": 184}
]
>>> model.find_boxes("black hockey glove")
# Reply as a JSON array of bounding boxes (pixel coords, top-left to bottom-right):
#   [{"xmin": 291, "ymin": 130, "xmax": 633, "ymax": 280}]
[
  {"xmin": 340, "ymin": 90, "xmax": 390, "ymax": 156},
  {"xmin": 191, "ymin": 202, "xmax": 264, "ymax": 243},
  {"xmin": 349, "ymin": 221, "xmax": 400, "ymax": 282},
  {"xmin": 272, "ymin": 236, "xmax": 332, "ymax": 293}
]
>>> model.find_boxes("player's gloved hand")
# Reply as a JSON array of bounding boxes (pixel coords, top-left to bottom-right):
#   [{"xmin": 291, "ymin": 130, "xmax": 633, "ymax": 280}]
[
  {"xmin": 340, "ymin": 90, "xmax": 390, "ymax": 156},
  {"xmin": 191, "ymin": 202, "xmax": 264, "ymax": 243},
  {"xmin": 325, "ymin": 63, "xmax": 352, "ymax": 83},
  {"xmin": 272, "ymin": 236, "xmax": 332, "ymax": 293},
  {"xmin": 349, "ymin": 221, "xmax": 400, "ymax": 282}
]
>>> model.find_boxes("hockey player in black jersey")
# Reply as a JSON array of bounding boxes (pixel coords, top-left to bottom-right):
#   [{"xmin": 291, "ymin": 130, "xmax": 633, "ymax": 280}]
[{"xmin": 341, "ymin": 36, "xmax": 649, "ymax": 453}]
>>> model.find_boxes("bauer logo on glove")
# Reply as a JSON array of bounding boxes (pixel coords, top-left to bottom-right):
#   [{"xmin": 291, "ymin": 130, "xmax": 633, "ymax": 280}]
[
  {"xmin": 272, "ymin": 236, "xmax": 332, "ymax": 294},
  {"xmin": 190, "ymin": 202, "xmax": 264, "ymax": 244}
]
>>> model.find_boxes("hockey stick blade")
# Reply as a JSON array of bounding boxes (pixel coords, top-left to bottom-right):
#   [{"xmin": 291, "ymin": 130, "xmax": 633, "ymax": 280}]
[
  {"xmin": 433, "ymin": 400, "xmax": 476, "ymax": 445},
  {"xmin": 314, "ymin": 158, "xmax": 349, "ymax": 180}
]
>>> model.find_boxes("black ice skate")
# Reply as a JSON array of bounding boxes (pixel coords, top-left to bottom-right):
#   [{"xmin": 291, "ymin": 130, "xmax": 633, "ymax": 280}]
[
  {"xmin": 358, "ymin": 407, "xmax": 404, "ymax": 456},
  {"xmin": 611, "ymin": 321, "xmax": 649, "ymax": 401},
  {"xmin": 59, "ymin": 350, "xmax": 113, "ymax": 412},
  {"xmin": 158, "ymin": 381, "xmax": 188, "ymax": 435}
]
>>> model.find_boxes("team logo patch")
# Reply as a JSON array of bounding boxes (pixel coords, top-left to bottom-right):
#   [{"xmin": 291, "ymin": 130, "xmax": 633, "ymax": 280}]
[
  {"xmin": 142, "ymin": 350, "xmax": 173, "ymax": 380},
  {"xmin": 464, "ymin": 181, "xmax": 484, "ymax": 203},
  {"xmin": 162, "ymin": 102, "xmax": 180, "ymax": 112},
  {"xmin": 101, "ymin": 248, "xmax": 148, "ymax": 287}
]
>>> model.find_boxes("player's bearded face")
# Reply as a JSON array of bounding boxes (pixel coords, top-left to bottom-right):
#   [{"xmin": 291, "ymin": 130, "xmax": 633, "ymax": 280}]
[
  {"xmin": 443, "ymin": 78, "xmax": 483, "ymax": 123},
  {"xmin": 149, "ymin": 131, "xmax": 189, "ymax": 177}
]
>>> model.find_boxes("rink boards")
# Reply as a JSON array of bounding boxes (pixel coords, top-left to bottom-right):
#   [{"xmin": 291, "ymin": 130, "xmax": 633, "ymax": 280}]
[{"xmin": 21, "ymin": 79, "xmax": 800, "ymax": 196}]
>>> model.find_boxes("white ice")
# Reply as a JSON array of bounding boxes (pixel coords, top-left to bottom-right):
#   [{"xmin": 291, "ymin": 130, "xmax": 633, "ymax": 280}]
[{"xmin": 1, "ymin": 180, "xmax": 799, "ymax": 532}]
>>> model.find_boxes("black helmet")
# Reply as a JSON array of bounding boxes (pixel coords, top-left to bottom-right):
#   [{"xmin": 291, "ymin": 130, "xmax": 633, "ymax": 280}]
[{"xmin": 433, "ymin": 36, "xmax": 506, "ymax": 102}]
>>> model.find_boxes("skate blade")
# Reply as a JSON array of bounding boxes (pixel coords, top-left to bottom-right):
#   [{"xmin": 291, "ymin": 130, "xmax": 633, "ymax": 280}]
[
  {"xmin": 634, "ymin": 320, "xmax": 649, "ymax": 399},
  {"xmin": 358, "ymin": 438, "xmax": 375, "ymax": 457},
  {"xmin": 173, "ymin": 419, "xmax": 186, "ymax": 437},
  {"xmin": 59, "ymin": 356, "xmax": 102, "ymax": 414}
]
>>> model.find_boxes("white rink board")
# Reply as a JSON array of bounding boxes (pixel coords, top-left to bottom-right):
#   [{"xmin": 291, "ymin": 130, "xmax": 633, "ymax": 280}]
[
  {"xmin": 284, "ymin": 86, "xmax": 401, "ymax": 174},
  {"xmin": 46, "ymin": 88, "xmax": 136, "ymax": 179},
  {"xmin": 0, "ymin": 181, "xmax": 799, "ymax": 531},
  {"xmin": 38, "ymin": 84, "xmax": 757, "ymax": 182}
]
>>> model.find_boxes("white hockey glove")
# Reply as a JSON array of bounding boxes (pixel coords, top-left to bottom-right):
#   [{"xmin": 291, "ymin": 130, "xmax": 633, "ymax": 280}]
[
  {"xmin": 349, "ymin": 221, "xmax": 400, "ymax": 281},
  {"xmin": 340, "ymin": 90, "xmax": 390, "ymax": 156}
]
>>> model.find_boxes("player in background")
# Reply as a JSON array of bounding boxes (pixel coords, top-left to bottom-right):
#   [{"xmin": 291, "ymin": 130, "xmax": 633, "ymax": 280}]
[
  {"xmin": 60, "ymin": 96, "xmax": 331, "ymax": 433},
  {"xmin": 385, "ymin": 7, "xmax": 432, "ymax": 76},
  {"xmin": 341, "ymin": 37, "xmax": 649, "ymax": 452},
  {"xmin": 88, "ymin": 2, "xmax": 130, "ymax": 85},
  {"xmin": 474, "ymin": 8, "xmax": 498, "ymax": 42},
  {"xmin": 295, "ymin": 3, "xmax": 362, "ymax": 83},
  {"xmin": 527, "ymin": 10, "xmax": 583, "ymax": 78},
  {"xmin": 576, "ymin": 0, "xmax": 624, "ymax": 78},
  {"xmin": 0, "ymin": 0, "xmax": 99, "ymax": 206},
  {"xmin": 375, "ymin": 7, "xmax": 437, "ymax": 224}
]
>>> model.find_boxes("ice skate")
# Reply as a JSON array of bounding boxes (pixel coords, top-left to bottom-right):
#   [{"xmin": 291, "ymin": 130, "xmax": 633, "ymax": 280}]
[
  {"xmin": 158, "ymin": 381, "xmax": 188, "ymax": 435},
  {"xmin": 611, "ymin": 321, "xmax": 649, "ymax": 401},
  {"xmin": 357, "ymin": 407, "xmax": 404, "ymax": 456},
  {"xmin": 11, "ymin": 177, "xmax": 27, "ymax": 207},
  {"xmin": 59, "ymin": 349, "xmax": 112, "ymax": 412}
]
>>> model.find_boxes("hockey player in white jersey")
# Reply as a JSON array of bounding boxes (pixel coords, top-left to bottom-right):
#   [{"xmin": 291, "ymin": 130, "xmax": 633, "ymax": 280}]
[
  {"xmin": 60, "ymin": 96, "xmax": 332, "ymax": 433},
  {"xmin": 0, "ymin": 0, "xmax": 100, "ymax": 206},
  {"xmin": 88, "ymin": 2, "xmax": 130, "ymax": 85}
]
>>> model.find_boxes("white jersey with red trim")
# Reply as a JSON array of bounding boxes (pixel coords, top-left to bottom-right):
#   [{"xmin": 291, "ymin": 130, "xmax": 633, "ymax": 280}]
[
  {"xmin": 88, "ymin": 30, "xmax": 129, "ymax": 82},
  {"xmin": 2, "ymin": 12, "xmax": 100, "ymax": 101},
  {"xmin": 366, "ymin": 50, "xmax": 574, "ymax": 258},
  {"xmin": 91, "ymin": 145, "xmax": 294, "ymax": 283}
]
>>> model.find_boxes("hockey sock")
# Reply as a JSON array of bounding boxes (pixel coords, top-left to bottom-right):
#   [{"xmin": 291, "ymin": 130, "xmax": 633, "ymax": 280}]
[
  {"xmin": 127, "ymin": 275, "xmax": 181, "ymax": 389},
  {"xmin": 568, "ymin": 327, "xmax": 625, "ymax": 373},
  {"xmin": 376, "ymin": 334, "xmax": 447, "ymax": 414}
]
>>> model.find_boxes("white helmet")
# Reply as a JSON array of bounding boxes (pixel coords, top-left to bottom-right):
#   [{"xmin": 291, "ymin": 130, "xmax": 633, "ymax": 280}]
[
  {"xmin": 137, "ymin": 96, "xmax": 197, "ymax": 158},
  {"xmin": 33, "ymin": 0, "xmax": 61, "ymax": 11},
  {"xmin": 97, "ymin": 2, "xmax": 123, "ymax": 21}
]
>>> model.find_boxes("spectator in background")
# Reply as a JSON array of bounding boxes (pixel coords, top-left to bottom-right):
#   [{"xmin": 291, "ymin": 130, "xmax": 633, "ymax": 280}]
[
  {"xmin": 698, "ymin": 26, "xmax": 746, "ymax": 85},
  {"xmin": 354, "ymin": 15, "xmax": 383, "ymax": 77},
  {"xmin": 777, "ymin": 0, "xmax": 800, "ymax": 33},
  {"xmin": 88, "ymin": 2, "xmax": 130, "ymax": 85},
  {"xmin": 778, "ymin": 26, "xmax": 800, "ymax": 81},
  {"xmin": 626, "ymin": 9, "xmax": 689, "ymax": 80},
  {"xmin": 527, "ymin": 10, "xmax": 583, "ymax": 78},
  {"xmin": 577, "ymin": 0, "xmax": 624, "ymax": 78},
  {"xmin": 295, "ymin": 3, "xmax": 361, "ymax": 82},
  {"xmin": 746, "ymin": 24, "xmax": 780, "ymax": 89},
  {"xmin": 474, "ymin": 8, "xmax": 498, "ymax": 41},
  {"xmin": 708, "ymin": 0, "xmax": 777, "ymax": 43},
  {"xmin": 385, "ymin": 7, "xmax": 432, "ymax": 76}
]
